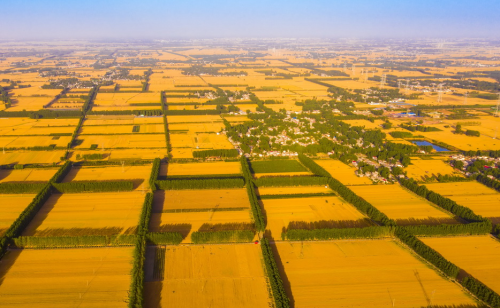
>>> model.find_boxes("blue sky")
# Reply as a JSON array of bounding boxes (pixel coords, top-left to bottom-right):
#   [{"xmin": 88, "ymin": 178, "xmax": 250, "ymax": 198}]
[{"xmin": 1, "ymin": 0, "xmax": 499, "ymax": 39}]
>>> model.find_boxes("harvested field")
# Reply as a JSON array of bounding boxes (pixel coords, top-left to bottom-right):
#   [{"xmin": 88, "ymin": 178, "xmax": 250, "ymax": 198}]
[
  {"xmin": 421, "ymin": 235, "xmax": 500, "ymax": 294},
  {"xmin": 0, "ymin": 150, "xmax": 66, "ymax": 165},
  {"xmin": 275, "ymin": 240, "xmax": 475, "ymax": 308},
  {"xmin": 22, "ymin": 192, "xmax": 144, "ymax": 236},
  {"xmin": 80, "ymin": 124, "xmax": 164, "ymax": 134},
  {"xmin": 349, "ymin": 184, "xmax": 459, "ymax": 225},
  {"xmin": 167, "ymin": 115, "xmax": 222, "ymax": 123},
  {"xmin": 263, "ymin": 196, "xmax": 371, "ymax": 237},
  {"xmin": 74, "ymin": 134, "xmax": 166, "ymax": 149},
  {"xmin": 0, "ymin": 135, "xmax": 72, "ymax": 148},
  {"xmin": 0, "ymin": 168, "xmax": 57, "ymax": 183},
  {"xmin": 62, "ymin": 165, "xmax": 150, "ymax": 190},
  {"xmin": 163, "ymin": 161, "xmax": 241, "ymax": 176},
  {"xmin": 426, "ymin": 182, "xmax": 500, "ymax": 221},
  {"xmin": 144, "ymin": 244, "xmax": 271, "ymax": 308},
  {"xmin": 0, "ymin": 194, "xmax": 36, "ymax": 236},
  {"xmin": 314, "ymin": 159, "xmax": 372, "ymax": 185},
  {"xmin": 0, "ymin": 247, "xmax": 133, "ymax": 307}
]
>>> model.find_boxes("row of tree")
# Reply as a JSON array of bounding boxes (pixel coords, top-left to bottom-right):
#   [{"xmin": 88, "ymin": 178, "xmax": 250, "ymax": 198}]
[
  {"xmin": 476, "ymin": 174, "xmax": 500, "ymax": 192},
  {"xmin": 0, "ymin": 182, "xmax": 46, "ymax": 194},
  {"xmin": 156, "ymin": 177, "xmax": 244, "ymax": 190},
  {"xmin": 160, "ymin": 92, "xmax": 172, "ymax": 156},
  {"xmin": 52, "ymin": 181, "xmax": 135, "ymax": 193},
  {"xmin": 191, "ymin": 230, "xmax": 255, "ymax": 243},
  {"xmin": 12, "ymin": 234, "xmax": 136, "ymax": 248},
  {"xmin": 281, "ymin": 226, "xmax": 394, "ymax": 241},
  {"xmin": 241, "ymin": 157, "xmax": 266, "ymax": 232},
  {"xmin": 260, "ymin": 238, "xmax": 290, "ymax": 308},
  {"xmin": 402, "ymin": 222, "xmax": 491, "ymax": 237},
  {"xmin": 192, "ymin": 149, "xmax": 239, "ymax": 158},
  {"xmin": 149, "ymin": 158, "xmax": 161, "ymax": 191},
  {"xmin": 146, "ymin": 232, "xmax": 183, "ymax": 245}
]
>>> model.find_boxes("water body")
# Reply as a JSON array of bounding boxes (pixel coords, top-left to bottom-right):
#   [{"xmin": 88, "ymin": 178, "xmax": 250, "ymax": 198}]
[{"xmin": 412, "ymin": 140, "xmax": 449, "ymax": 152}]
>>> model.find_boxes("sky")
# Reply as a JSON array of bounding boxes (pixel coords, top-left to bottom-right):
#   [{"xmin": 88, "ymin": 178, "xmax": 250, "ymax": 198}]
[{"xmin": 1, "ymin": 0, "xmax": 499, "ymax": 40}]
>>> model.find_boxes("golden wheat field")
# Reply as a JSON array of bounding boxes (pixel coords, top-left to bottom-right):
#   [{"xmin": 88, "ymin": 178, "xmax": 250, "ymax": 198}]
[
  {"xmin": 405, "ymin": 159, "xmax": 461, "ymax": 181},
  {"xmin": 153, "ymin": 189, "xmax": 250, "ymax": 211},
  {"xmin": 168, "ymin": 122, "xmax": 224, "ymax": 133},
  {"xmin": 275, "ymin": 240, "xmax": 475, "ymax": 308},
  {"xmin": 263, "ymin": 196, "xmax": 371, "ymax": 237},
  {"xmin": 0, "ymin": 135, "xmax": 72, "ymax": 148},
  {"xmin": 425, "ymin": 182, "xmax": 500, "ymax": 221},
  {"xmin": 74, "ymin": 134, "xmax": 166, "ymax": 149},
  {"xmin": 0, "ymin": 150, "xmax": 66, "ymax": 165},
  {"xmin": 144, "ymin": 244, "xmax": 271, "ymax": 308},
  {"xmin": 163, "ymin": 161, "xmax": 241, "ymax": 176},
  {"xmin": 257, "ymin": 186, "xmax": 334, "ymax": 196},
  {"xmin": 80, "ymin": 124, "xmax": 164, "ymax": 134},
  {"xmin": 349, "ymin": 184, "xmax": 458, "ymax": 225},
  {"xmin": 22, "ymin": 192, "xmax": 145, "ymax": 236},
  {"xmin": 314, "ymin": 159, "xmax": 372, "ymax": 185},
  {"xmin": 0, "ymin": 247, "xmax": 133, "ymax": 307},
  {"xmin": 169, "ymin": 148, "xmax": 193, "ymax": 158},
  {"xmin": 62, "ymin": 165, "xmax": 151, "ymax": 189},
  {"xmin": 167, "ymin": 115, "xmax": 222, "ymax": 123},
  {"xmin": 84, "ymin": 116, "xmax": 163, "ymax": 126},
  {"xmin": 0, "ymin": 168, "xmax": 57, "ymax": 183},
  {"xmin": 0, "ymin": 194, "xmax": 36, "ymax": 236},
  {"xmin": 421, "ymin": 236, "xmax": 500, "ymax": 294},
  {"xmin": 254, "ymin": 171, "xmax": 312, "ymax": 178},
  {"xmin": 0, "ymin": 118, "xmax": 77, "ymax": 136}
]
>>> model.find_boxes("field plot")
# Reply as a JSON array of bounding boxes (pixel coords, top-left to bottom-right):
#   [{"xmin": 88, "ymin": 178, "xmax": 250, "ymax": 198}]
[
  {"xmin": 421, "ymin": 235, "xmax": 500, "ymax": 294},
  {"xmin": 0, "ymin": 118, "xmax": 77, "ymax": 136},
  {"xmin": 167, "ymin": 115, "xmax": 222, "ymax": 124},
  {"xmin": 168, "ymin": 122, "xmax": 224, "ymax": 133},
  {"xmin": 250, "ymin": 159, "xmax": 308, "ymax": 173},
  {"xmin": 341, "ymin": 119, "xmax": 384, "ymax": 129},
  {"xmin": 22, "ymin": 192, "xmax": 144, "ymax": 236},
  {"xmin": 0, "ymin": 135, "xmax": 72, "ymax": 148},
  {"xmin": 0, "ymin": 194, "xmax": 36, "ymax": 236},
  {"xmin": 74, "ymin": 134, "xmax": 166, "ymax": 149},
  {"xmin": 349, "ymin": 184, "xmax": 458, "ymax": 225},
  {"xmin": 405, "ymin": 159, "xmax": 461, "ymax": 181},
  {"xmin": 257, "ymin": 185, "xmax": 333, "ymax": 196},
  {"xmin": 263, "ymin": 196, "xmax": 371, "ymax": 237},
  {"xmin": 425, "ymin": 182, "xmax": 500, "ymax": 222},
  {"xmin": 84, "ymin": 116, "xmax": 163, "ymax": 126},
  {"xmin": 149, "ymin": 189, "xmax": 252, "ymax": 242},
  {"xmin": 274, "ymin": 240, "xmax": 475, "ymax": 308},
  {"xmin": 144, "ymin": 244, "xmax": 271, "ymax": 308},
  {"xmin": 0, "ymin": 150, "xmax": 66, "ymax": 165},
  {"xmin": 163, "ymin": 161, "xmax": 241, "ymax": 176},
  {"xmin": 80, "ymin": 124, "xmax": 164, "ymax": 134},
  {"xmin": 62, "ymin": 165, "xmax": 150, "ymax": 189},
  {"xmin": 0, "ymin": 168, "xmax": 57, "ymax": 183},
  {"xmin": 0, "ymin": 247, "xmax": 133, "ymax": 307},
  {"xmin": 314, "ymin": 159, "xmax": 372, "ymax": 185}
]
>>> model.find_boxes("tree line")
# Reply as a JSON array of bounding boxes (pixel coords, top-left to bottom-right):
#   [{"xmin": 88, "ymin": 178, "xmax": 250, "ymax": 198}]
[
  {"xmin": 281, "ymin": 226, "xmax": 394, "ymax": 241},
  {"xmin": 241, "ymin": 157, "xmax": 266, "ymax": 232},
  {"xmin": 191, "ymin": 230, "xmax": 255, "ymax": 243},
  {"xmin": 254, "ymin": 175, "xmax": 329, "ymax": 187},
  {"xmin": 12, "ymin": 234, "xmax": 136, "ymax": 248},
  {"xmin": 156, "ymin": 177, "xmax": 244, "ymax": 190},
  {"xmin": 52, "ymin": 181, "xmax": 135, "ymax": 193},
  {"xmin": 149, "ymin": 158, "xmax": 161, "ymax": 191},
  {"xmin": 192, "ymin": 149, "xmax": 239, "ymax": 159},
  {"xmin": 260, "ymin": 238, "xmax": 290, "ymax": 308}
]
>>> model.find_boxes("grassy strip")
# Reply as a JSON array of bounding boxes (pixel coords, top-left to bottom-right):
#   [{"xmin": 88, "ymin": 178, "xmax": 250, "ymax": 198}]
[{"xmin": 250, "ymin": 160, "xmax": 308, "ymax": 173}]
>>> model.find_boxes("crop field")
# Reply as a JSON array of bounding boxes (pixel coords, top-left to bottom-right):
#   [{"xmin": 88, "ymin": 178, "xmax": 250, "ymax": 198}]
[
  {"xmin": 169, "ymin": 132, "xmax": 233, "ymax": 150},
  {"xmin": 421, "ymin": 236, "xmax": 500, "ymax": 294},
  {"xmin": 22, "ymin": 192, "xmax": 144, "ymax": 236},
  {"xmin": 425, "ymin": 182, "xmax": 500, "ymax": 221},
  {"xmin": 62, "ymin": 165, "xmax": 150, "ymax": 188},
  {"xmin": 0, "ymin": 194, "xmax": 36, "ymax": 236},
  {"xmin": 349, "ymin": 184, "xmax": 459, "ymax": 225},
  {"xmin": 0, "ymin": 150, "xmax": 66, "ymax": 165},
  {"xmin": 263, "ymin": 196, "xmax": 371, "ymax": 236},
  {"xmin": 416, "ymin": 128, "xmax": 500, "ymax": 151},
  {"xmin": 0, "ymin": 135, "xmax": 72, "ymax": 148},
  {"xmin": 144, "ymin": 244, "xmax": 271, "ymax": 308},
  {"xmin": 0, "ymin": 247, "xmax": 133, "ymax": 307},
  {"xmin": 0, "ymin": 118, "xmax": 77, "ymax": 135},
  {"xmin": 163, "ymin": 161, "xmax": 241, "ymax": 176},
  {"xmin": 275, "ymin": 240, "xmax": 475, "ymax": 308},
  {"xmin": 80, "ymin": 124, "xmax": 164, "ymax": 134},
  {"xmin": 0, "ymin": 168, "xmax": 57, "ymax": 183},
  {"xmin": 169, "ymin": 148, "xmax": 193, "ymax": 158},
  {"xmin": 94, "ymin": 92, "xmax": 160, "ymax": 106},
  {"xmin": 166, "ymin": 115, "xmax": 223, "ymax": 123},
  {"xmin": 250, "ymin": 159, "xmax": 308, "ymax": 173},
  {"xmin": 74, "ymin": 134, "xmax": 166, "ymax": 149},
  {"xmin": 314, "ymin": 159, "xmax": 372, "ymax": 185},
  {"xmin": 153, "ymin": 189, "xmax": 250, "ymax": 211},
  {"xmin": 405, "ymin": 159, "xmax": 461, "ymax": 181},
  {"xmin": 257, "ymin": 185, "xmax": 334, "ymax": 195},
  {"xmin": 8, "ymin": 96, "xmax": 55, "ymax": 111},
  {"xmin": 84, "ymin": 116, "xmax": 163, "ymax": 126}
]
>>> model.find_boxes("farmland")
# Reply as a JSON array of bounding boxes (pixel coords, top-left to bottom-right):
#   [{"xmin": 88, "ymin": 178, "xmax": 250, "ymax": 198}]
[
  {"xmin": 349, "ymin": 184, "xmax": 459, "ymax": 225},
  {"xmin": 0, "ymin": 247, "xmax": 133, "ymax": 307},
  {"xmin": 421, "ymin": 236, "xmax": 500, "ymax": 294},
  {"xmin": 275, "ymin": 240, "xmax": 475, "ymax": 308},
  {"xmin": 314, "ymin": 159, "xmax": 372, "ymax": 185},
  {"xmin": 144, "ymin": 244, "xmax": 271, "ymax": 308},
  {"xmin": 0, "ymin": 194, "xmax": 36, "ymax": 235},
  {"xmin": 163, "ymin": 161, "xmax": 241, "ymax": 176}
]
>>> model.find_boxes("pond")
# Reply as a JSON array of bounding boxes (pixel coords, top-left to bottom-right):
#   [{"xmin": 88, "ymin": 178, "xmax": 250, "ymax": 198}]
[{"xmin": 411, "ymin": 140, "xmax": 449, "ymax": 152}]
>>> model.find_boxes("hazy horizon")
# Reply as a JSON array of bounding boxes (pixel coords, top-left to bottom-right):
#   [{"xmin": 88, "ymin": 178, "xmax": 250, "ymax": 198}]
[{"xmin": 1, "ymin": 0, "xmax": 499, "ymax": 40}]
